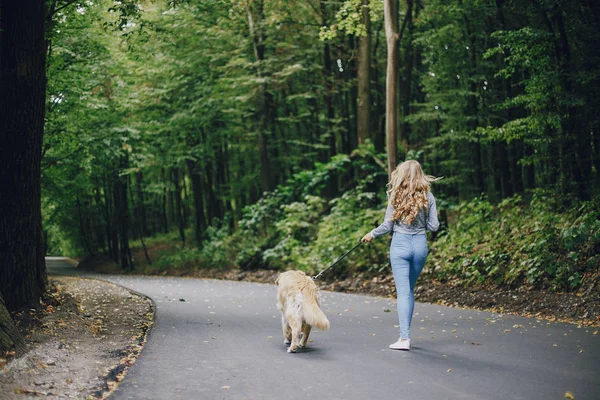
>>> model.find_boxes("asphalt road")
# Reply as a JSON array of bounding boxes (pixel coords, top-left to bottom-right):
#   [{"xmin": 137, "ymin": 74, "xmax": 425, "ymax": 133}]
[{"xmin": 46, "ymin": 257, "xmax": 600, "ymax": 400}]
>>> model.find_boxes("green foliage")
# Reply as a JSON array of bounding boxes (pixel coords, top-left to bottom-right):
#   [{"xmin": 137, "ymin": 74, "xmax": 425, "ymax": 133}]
[
  {"xmin": 429, "ymin": 194, "xmax": 600, "ymax": 291},
  {"xmin": 199, "ymin": 148, "xmax": 388, "ymax": 273},
  {"xmin": 262, "ymin": 196, "xmax": 326, "ymax": 270},
  {"xmin": 40, "ymin": 0, "xmax": 599, "ymax": 295},
  {"xmin": 307, "ymin": 187, "xmax": 389, "ymax": 275},
  {"xmin": 156, "ymin": 247, "xmax": 203, "ymax": 270},
  {"xmin": 319, "ymin": 0, "xmax": 383, "ymax": 40}
]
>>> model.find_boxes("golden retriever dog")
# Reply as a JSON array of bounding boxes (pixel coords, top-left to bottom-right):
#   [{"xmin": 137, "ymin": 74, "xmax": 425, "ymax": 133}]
[{"xmin": 276, "ymin": 270, "xmax": 330, "ymax": 353}]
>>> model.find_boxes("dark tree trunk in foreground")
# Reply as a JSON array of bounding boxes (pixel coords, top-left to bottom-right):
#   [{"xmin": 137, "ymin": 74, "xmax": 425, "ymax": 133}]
[{"xmin": 0, "ymin": 0, "xmax": 48, "ymax": 312}]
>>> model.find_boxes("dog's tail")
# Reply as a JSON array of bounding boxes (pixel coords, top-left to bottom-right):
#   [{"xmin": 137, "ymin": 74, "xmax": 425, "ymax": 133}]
[{"xmin": 301, "ymin": 283, "xmax": 330, "ymax": 331}]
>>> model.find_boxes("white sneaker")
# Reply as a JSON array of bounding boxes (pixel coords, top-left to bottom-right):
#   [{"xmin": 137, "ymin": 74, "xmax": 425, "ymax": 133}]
[{"xmin": 389, "ymin": 338, "xmax": 410, "ymax": 350}]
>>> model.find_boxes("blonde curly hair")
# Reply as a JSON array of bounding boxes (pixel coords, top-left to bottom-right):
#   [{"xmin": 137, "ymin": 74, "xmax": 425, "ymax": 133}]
[{"xmin": 387, "ymin": 160, "xmax": 439, "ymax": 225}]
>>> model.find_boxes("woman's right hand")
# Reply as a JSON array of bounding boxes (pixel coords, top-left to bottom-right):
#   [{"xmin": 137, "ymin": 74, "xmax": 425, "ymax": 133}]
[{"xmin": 361, "ymin": 233, "xmax": 373, "ymax": 243}]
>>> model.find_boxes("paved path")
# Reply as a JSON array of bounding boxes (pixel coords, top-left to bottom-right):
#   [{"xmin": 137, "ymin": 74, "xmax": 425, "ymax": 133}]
[{"xmin": 46, "ymin": 258, "xmax": 599, "ymax": 400}]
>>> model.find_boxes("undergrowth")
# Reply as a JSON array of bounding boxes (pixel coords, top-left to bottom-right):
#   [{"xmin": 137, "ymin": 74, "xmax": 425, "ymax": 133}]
[
  {"xmin": 126, "ymin": 146, "xmax": 599, "ymax": 293},
  {"xmin": 427, "ymin": 193, "xmax": 600, "ymax": 291}
]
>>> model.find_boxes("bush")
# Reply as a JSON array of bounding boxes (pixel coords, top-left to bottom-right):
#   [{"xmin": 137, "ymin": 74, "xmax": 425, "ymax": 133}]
[{"xmin": 429, "ymin": 193, "xmax": 600, "ymax": 291}]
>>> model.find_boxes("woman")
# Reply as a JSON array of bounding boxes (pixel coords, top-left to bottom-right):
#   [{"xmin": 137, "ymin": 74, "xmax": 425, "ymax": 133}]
[{"xmin": 361, "ymin": 160, "xmax": 440, "ymax": 351}]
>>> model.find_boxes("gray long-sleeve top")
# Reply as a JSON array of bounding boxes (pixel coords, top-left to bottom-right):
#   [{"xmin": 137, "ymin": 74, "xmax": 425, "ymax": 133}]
[{"xmin": 370, "ymin": 191, "xmax": 439, "ymax": 238}]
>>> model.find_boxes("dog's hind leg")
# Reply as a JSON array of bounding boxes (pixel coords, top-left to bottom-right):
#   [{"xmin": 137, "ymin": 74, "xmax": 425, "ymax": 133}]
[
  {"xmin": 299, "ymin": 323, "xmax": 311, "ymax": 348},
  {"xmin": 287, "ymin": 315, "xmax": 302, "ymax": 353},
  {"xmin": 282, "ymin": 315, "xmax": 291, "ymax": 345}
]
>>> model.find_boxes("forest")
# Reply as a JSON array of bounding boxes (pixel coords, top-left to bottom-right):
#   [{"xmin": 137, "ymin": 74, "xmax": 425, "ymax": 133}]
[{"xmin": 1, "ymin": 0, "xmax": 599, "ymax": 352}]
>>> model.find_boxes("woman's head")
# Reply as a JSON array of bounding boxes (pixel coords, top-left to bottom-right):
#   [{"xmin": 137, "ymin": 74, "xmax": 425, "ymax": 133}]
[
  {"xmin": 387, "ymin": 160, "xmax": 436, "ymax": 195},
  {"xmin": 387, "ymin": 160, "xmax": 439, "ymax": 225}
]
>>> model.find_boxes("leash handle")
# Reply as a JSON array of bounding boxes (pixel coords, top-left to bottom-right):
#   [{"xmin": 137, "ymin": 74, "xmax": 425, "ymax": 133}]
[{"xmin": 312, "ymin": 241, "xmax": 362, "ymax": 281}]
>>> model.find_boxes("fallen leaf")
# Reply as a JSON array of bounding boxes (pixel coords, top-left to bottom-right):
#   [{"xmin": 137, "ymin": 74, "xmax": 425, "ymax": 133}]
[
  {"xmin": 565, "ymin": 391, "xmax": 575, "ymax": 399},
  {"xmin": 14, "ymin": 388, "xmax": 46, "ymax": 396},
  {"xmin": 179, "ymin": 298, "xmax": 185, "ymax": 302},
  {"xmin": 221, "ymin": 386, "xmax": 230, "ymax": 390},
  {"xmin": 553, "ymin": 344, "xmax": 558, "ymax": 347},
  {"xmin": 447, "ymin": 369, "xmax": 452, "ymax": 372},
  {"xmin": 471, "ymin": 342, "xmax": 481, "ymax": 346}
]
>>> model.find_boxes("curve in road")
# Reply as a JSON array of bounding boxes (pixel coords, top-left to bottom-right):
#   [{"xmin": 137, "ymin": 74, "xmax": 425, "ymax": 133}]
[{"xmin": 46, "ymin": 257, "xmax": 600, "ymax": 400}]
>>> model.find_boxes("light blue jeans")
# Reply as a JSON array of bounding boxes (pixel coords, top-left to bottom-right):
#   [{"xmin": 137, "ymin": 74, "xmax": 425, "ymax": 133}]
[{"xmin": 390, "ymin": 233, "xmax": 428, "ymax": 340}]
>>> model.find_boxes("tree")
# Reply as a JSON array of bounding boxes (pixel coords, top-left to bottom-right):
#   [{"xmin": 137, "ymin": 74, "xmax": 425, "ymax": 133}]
[
  {"xmin": 357, "ymin": 0, "xmax": 371, "ymax": 145},
  {"xmin": 0, "ymin": 0, "xmax": 48, "ymax": 313},
  {"xmin": 383, "ymin": 0, "xmax": 399, "ymax": 175}
]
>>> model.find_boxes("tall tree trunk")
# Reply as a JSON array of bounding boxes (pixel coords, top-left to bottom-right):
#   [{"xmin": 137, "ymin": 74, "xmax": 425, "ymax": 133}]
[
  {"xmin": 554, "ymin": 6, "xmax": 591, "ymax": 200},
  {"xmin": 371, "ymin": 19, "xmax": 386, "ymax": 152},
  {"xmin": 172, "ymin": 168, "xmax": 186, "ymax": 247},
  {"xmin": 76, "ymin": 194, "xmax": 95, "ymax": 256},
  {"xmin": 205, "ymin": 156, "xmax": 219, "ymax": 222},
  {"xmin": 111, "ymin": 173, "xmax": 120, "ymax": 265},
  {"xmin": 93, "ymin": 186, "xmax": 107, "ymax": 253},
  {"xmin": 246, "ymin": 0, "xmax": 273, "ymax": 192},
  {"xmin": 509, "ymin": 141, "xmax": 524, "ymax": 195},
  {"xmin": 399, "ymin": 0, "xmax": 415, "ymax": 150},
  {"xmin": 0, "ymin": 0, "xmax": 48, "ymax": 311},
  {"xmin": 128, "ymin": 175, "xmax": 151, "ymax": 265},
  {"xmin": 135, "ymin": 171, "xmax": 148, "ymax": 238},
  {"xmin": 161, "ymin": 169, "xmax": 169, "ymax": 233},
  {"xmin": 117, "ymin": 160, "xmax": 132, "ymax": 270},
  {"xmin": 495, "ymin": 142, "xmax": 512, "ymax": 198},
  {"xmin": 357, "ymin": 0, "xmax": 371, "ymax": 146},
  {"xmin": 102, "ymin": 176, "xmax": 114, "ymax": 259},
  {"xmin": 320, "ymin": 0, "xmax": 336, "ymax": 159},
  {"xmin": 593, "ymin": 127, "xmax": 600, "ymax": 187},
  {"xmin": 384, "ymin": 0, "xmax": 399, "ymax": 175},
  {"xmin": 215, "ymin": 143, "xmax": 228, "ymax": 220},
  {"xmin": 187, "ymin": 160, "xmax": 207, "ymax": 246},
  {"xmin": 465, "ymin": 14, "xmax": 484, "ymax": 195}
]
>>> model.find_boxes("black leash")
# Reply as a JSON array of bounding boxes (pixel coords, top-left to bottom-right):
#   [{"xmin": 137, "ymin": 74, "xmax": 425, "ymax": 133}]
[{"xmin": 312, "ymin": 241, "xmax": 362, "ymax": 281}]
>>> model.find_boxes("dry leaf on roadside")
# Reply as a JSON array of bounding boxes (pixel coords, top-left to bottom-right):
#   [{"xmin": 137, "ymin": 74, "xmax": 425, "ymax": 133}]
[{"xmin": 14, "ymin": 388, "xmax": 46, "ymax": 396}]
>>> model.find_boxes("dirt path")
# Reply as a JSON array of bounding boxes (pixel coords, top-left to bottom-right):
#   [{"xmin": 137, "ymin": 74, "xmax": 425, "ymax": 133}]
[{"xmin": 0, "ymin": 276, "xmax": 153, "ymax": 399}]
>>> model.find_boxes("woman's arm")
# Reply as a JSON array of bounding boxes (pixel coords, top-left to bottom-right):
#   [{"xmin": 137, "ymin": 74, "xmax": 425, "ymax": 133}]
[
  {"xmin": 426, "ymin": 193, "xmax": 439, "ymax": 232},
  {"xmin": 369, "ymin": 203, "xmax": 395, "ymax": 238}
]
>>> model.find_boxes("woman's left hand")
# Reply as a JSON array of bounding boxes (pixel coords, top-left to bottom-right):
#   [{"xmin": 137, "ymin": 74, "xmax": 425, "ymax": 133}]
[{"xmin": 361, "ymin": 233, "xmax": 374, "ymax": 243}]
